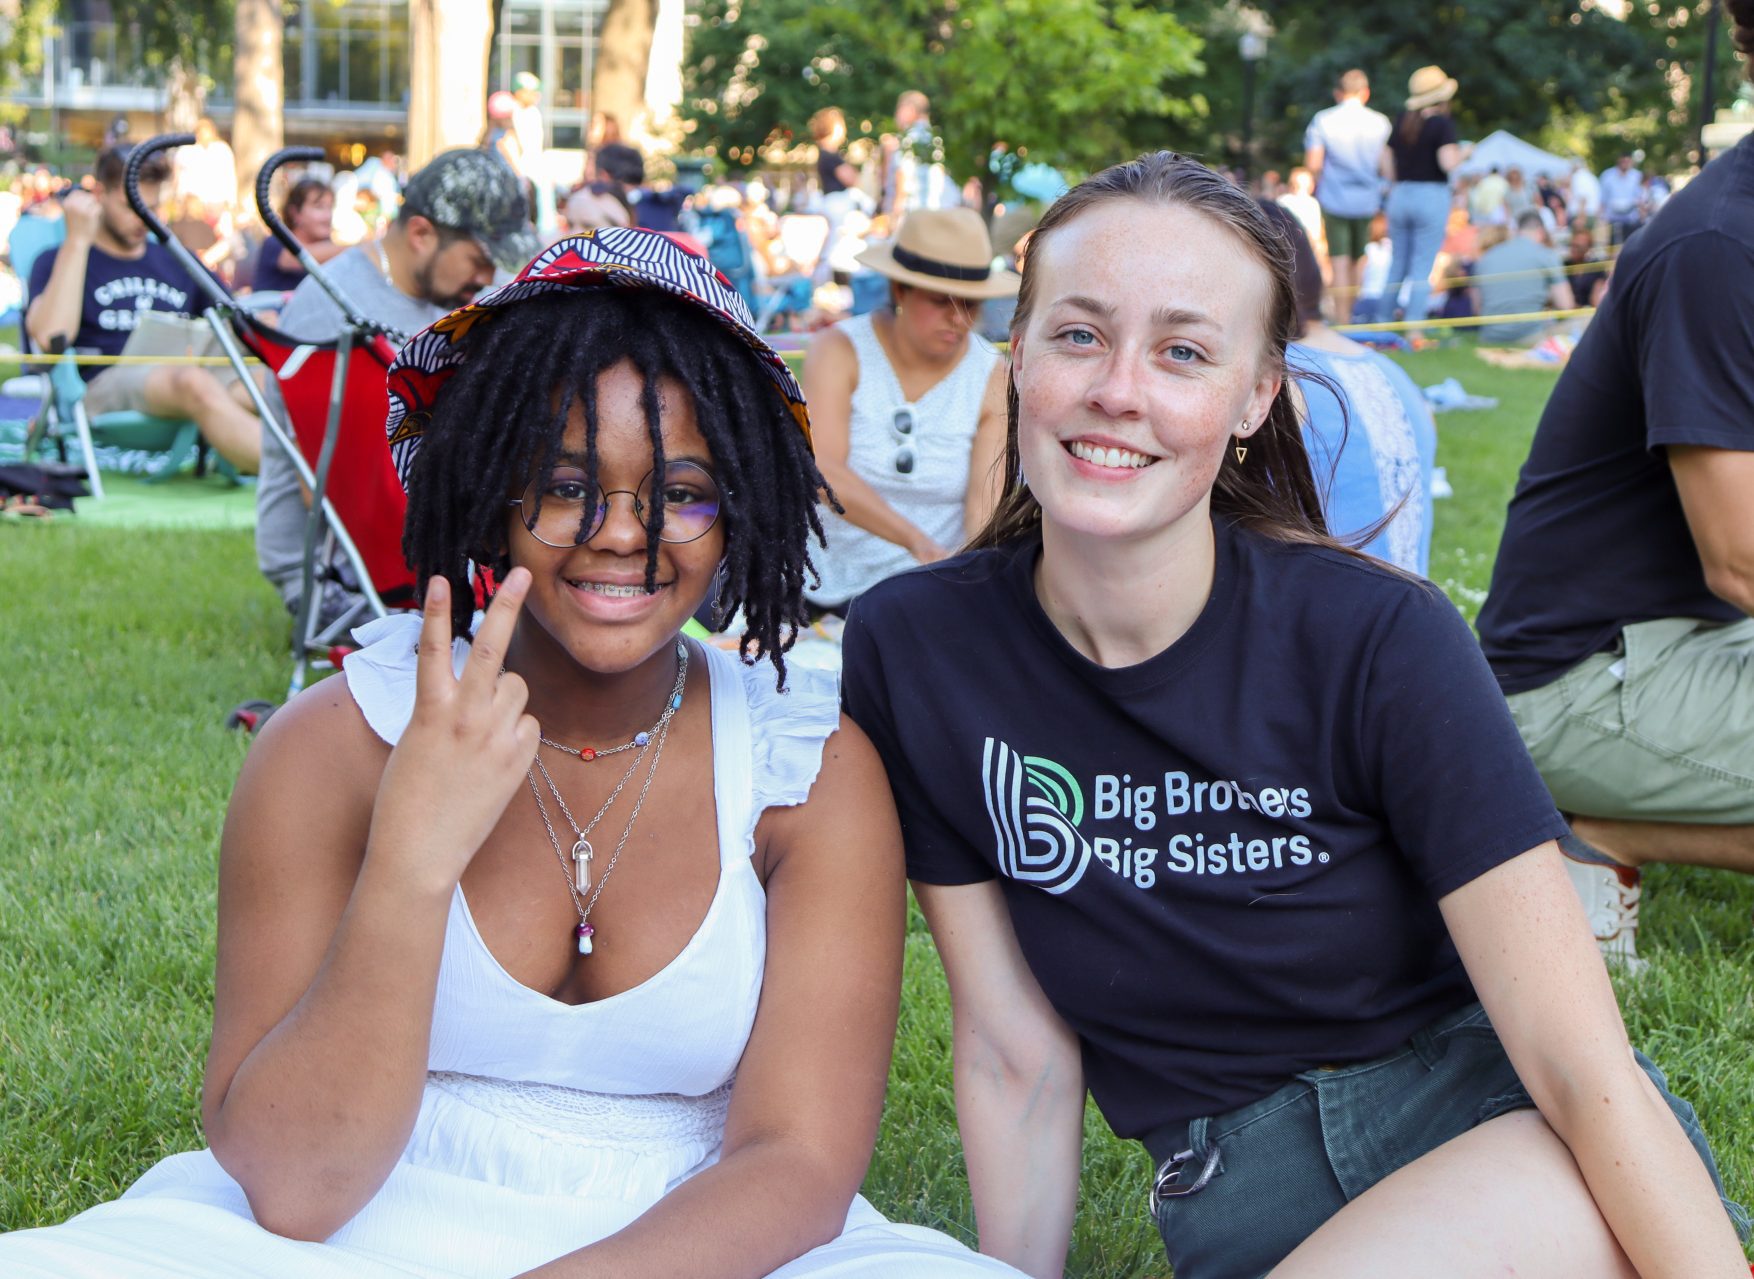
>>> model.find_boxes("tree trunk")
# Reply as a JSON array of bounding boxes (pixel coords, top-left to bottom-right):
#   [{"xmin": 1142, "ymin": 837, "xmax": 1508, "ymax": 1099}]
[
  {"xmin": 408, "ymin": 0, "xmax": 495, "ymax": 171},
  {"xmin": 164, "ymin": 59, "xmax": 205, "ymax": 133},
  {"xmin": 593, "ymin": 0, "xmax": 657, "ymax": 140},
  {"xmin": 232, "ymin": 0, "xmax": 284, "ymax": 225}
]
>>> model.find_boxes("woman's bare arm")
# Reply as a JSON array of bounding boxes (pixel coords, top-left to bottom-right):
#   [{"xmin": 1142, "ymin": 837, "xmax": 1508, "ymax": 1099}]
[
  {"xmin": 963, "ymin": 361, "xmax": 1010, "ymax": 541},
  {"xmin": 1442, "ymin": 845, "xmax": 1748, "ymax": 1278},
  {"xmin": 204, "ymin": 575, "xmax": 539, "ymax": 1240},
  {"xmin": 916, "ymin": 879, "xmax": 1085, "ymax": 1279},
  {"xmin": 518, "ymin": 716, "xmax": 906, "ymax": 1278}
]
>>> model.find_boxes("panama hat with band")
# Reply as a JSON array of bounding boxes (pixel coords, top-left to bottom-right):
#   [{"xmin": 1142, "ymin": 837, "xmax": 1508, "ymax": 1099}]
[
  {"xmin": 384, "ymin": 228, "xmax": 812, "ymax": 490},
  {"xmin": 1405, "ymin": 65, "xmax": 1458, "ymax": 111},
  {"xmin": 855, "ymin": 207, "xmax": 1019, "ymax": 300}
]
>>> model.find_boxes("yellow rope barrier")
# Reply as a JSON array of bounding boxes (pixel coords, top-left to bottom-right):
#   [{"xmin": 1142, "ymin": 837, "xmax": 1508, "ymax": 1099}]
[
  {"xmin": 1333, "ymin": 306, "xmax": 1595, "ymax": 334},
  {"xmin": 1325, "ymin": 250, "xmax": 1621, "ymax": 298},
  {"xmin": 21, "ymin": 353, "xmax": 260, "ymax": 367}
]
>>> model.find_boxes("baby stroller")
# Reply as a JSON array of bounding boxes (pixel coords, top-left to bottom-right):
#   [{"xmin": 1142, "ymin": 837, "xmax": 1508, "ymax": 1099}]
[{"xmin": 122, "ymin": 136, "xmax": 416, "ymax": 726}]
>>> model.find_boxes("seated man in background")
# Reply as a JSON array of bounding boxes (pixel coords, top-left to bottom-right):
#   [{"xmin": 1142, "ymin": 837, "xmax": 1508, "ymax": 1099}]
[
  {"xmin": 1472, "ymin": 210, "xmax": 1573, "ymax": 344},
  {"xmin": 26, "ymin": 146, "xmax": 264, "ymax": 472},
  {"xmin": 254, "ymin": 148, "xmax": 535, "ymax": 626},
  {"xmin": 1475, "ymin": 82, "xmax": 1754, "ymax": 963}
]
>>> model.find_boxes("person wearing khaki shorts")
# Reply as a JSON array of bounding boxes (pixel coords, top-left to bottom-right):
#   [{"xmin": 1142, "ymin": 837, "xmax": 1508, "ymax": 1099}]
[{"xmin": 1477, "ymin": 47, "xmax": 1754, "ymax": 964}]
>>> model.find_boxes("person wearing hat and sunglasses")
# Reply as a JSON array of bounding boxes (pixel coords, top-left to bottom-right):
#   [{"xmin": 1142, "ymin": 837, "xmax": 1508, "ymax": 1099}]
[
  {"xmin": 801, "ymin": 207, "xmax": 1013, "ymax": 614},
  {"xmin": 1380, "ymin": 65, "xmax": 1471, "ymax": 334},
  {"xmin": 0, "ymin": 229, "xmax": 1029, "ymax": 1279}
]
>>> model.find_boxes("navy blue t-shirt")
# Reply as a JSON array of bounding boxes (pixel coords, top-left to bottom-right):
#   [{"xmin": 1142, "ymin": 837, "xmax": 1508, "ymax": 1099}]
[
  {"xmin": 842, "ymin": 520, "xmax": 1565, "ymax": 1138},
  {"xmin": 1476, "ymin": 135, "xmax": 1754, "ymax": 693},
  {"xmin": 249, "ymin": 239, "xmax": 307, "ymax": 295},
  {"xmin": 28, "ymin": 240, "xmax": 206, "ymax": 381}
]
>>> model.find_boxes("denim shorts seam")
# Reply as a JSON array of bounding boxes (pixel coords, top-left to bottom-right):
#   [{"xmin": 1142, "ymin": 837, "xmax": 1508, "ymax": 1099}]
[{"xmin": 1207, "ymin": 1085, "xmax": 1317, "ymax": 1145}]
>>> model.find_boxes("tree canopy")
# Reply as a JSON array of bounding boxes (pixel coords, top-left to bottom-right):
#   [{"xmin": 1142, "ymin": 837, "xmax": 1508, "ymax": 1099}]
[
  {"xmin": 683, "ymin": 0, "xmax": 1745, "ymax": 183},
  {"xmin": 680, "ymin": 0, "xmax": 1203, "ymax": 186}
]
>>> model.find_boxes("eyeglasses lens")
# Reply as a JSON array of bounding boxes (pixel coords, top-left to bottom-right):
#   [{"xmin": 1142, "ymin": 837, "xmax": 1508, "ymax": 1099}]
[{"xmin": 521, "ymin": 460, "xmax": 721, "ymax": 546}]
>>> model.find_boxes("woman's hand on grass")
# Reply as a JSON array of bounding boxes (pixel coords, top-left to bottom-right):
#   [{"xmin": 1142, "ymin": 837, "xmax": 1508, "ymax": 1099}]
[{"xmin": 365, "ymin": 569, "xmax": 541, "ymax": 898}]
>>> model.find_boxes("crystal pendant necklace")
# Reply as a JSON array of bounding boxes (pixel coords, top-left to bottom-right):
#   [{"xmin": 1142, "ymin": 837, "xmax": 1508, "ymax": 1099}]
[{"xmin": 526, "ymin": 643, "xmax": 688, "ymax": 954}]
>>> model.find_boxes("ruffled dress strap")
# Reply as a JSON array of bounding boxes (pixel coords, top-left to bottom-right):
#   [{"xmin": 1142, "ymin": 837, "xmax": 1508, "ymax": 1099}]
[
  {"xmin": 732, "ymin": 652, "xmax": 842, "ymax": 815},
  {"xmin": 344, "ymin": 612, "xmax": 474, "ymax": 746}
]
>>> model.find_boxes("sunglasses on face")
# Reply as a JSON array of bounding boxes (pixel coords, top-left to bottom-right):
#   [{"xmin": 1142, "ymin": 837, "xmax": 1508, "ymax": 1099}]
[{"xmin": 510, "ymin": 460, "xmax": 723, "ymax": 546}]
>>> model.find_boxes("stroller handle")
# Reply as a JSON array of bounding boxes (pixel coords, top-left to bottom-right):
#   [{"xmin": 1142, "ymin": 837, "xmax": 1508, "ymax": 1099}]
[
  {"xmin": 125, "ymin": 133, "xmax": 232, "ymax": 311},
  {"xmin": 257, "ymin": 146, "xmax": 326, "ymax": 258},
  {"xmin": 253, "ymin": 144, "xmax": 403, "ymax": 343}
]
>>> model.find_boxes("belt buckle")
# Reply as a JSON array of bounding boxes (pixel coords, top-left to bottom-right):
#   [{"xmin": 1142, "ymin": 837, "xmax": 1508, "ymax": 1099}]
[{"xmin": 1149, "ymin": 1143, "xmax": 1222, "ymax": 1216}]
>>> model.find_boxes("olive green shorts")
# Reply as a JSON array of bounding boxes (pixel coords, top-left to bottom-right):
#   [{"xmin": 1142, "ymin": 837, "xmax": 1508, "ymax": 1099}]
[
  {"xmin": 1504, "ymin": 617, "xmax": 1754, "ymax": 824},
  {"xmin": 1321, "ymin": 211, "xmax": 1373, "ymax": 261}
]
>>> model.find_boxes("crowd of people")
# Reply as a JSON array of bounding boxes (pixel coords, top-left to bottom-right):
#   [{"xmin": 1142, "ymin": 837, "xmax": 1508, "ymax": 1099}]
[
  {"xmin": 1276, "ymin": 66, "xmax": 1665, "ymax": 344},
  {"xmin": 4, "ymin": 13, "xmax": 1754, "ymax": 1276}
]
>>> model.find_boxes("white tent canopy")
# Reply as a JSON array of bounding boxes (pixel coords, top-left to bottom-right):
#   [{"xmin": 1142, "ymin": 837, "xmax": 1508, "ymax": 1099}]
[{"xmin": 1454, "ymin": 130, "xmax": 1578, "ymax": 181}]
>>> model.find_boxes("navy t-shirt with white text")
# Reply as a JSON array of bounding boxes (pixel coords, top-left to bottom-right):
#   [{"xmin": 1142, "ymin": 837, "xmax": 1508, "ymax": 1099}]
[
  {"xmin": 28, "ymin": 240, "xmax": 205, "ymax": 381},
  {"xmin": 842, "ymin": 521, "xmax": 1565, "ymax": 1139}
]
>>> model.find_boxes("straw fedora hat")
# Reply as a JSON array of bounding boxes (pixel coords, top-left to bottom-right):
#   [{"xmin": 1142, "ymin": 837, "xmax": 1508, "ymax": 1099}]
[
  {"xmin": 1405, "ymin": 65, "xmax": 1458, "ymax": 111},
  {"xmin": 856, "ymin": 207, "xmax": 1019, "ymax": 300}
]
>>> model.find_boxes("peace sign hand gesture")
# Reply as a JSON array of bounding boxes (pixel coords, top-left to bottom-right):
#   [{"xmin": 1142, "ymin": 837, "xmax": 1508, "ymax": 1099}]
[{"xmin": 366, "ymin": 569, "xmax": 541, "ymax": 899}]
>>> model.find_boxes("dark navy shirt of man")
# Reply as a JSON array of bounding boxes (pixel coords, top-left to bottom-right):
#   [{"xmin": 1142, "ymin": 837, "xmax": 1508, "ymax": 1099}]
[
  {"xmin": 28, "ymin": 239, "xmax": 203, "ymax": 381},
  {"xmin": 842, "ymin": 521, "xmax": 1565, "ymax": 1138},
  {"xmin": 1476, "ymin": 134, "xmax": 1754, "ymax": 692}
]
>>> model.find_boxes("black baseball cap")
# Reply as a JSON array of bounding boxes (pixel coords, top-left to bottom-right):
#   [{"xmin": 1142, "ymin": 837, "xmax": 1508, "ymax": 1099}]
[{"xmin": 400, "ymin": 149, "xmax": 540, "ymax": 273}]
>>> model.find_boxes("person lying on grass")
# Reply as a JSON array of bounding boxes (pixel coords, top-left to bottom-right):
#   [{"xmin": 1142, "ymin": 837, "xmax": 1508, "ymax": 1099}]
[
  {"xmin": 840, "ymin": 150, "xmax": 1752, "ymax": 1279},
  {"xmin": 0, "ymin": 230, "xmax": 1026, "ymax": 1279}
]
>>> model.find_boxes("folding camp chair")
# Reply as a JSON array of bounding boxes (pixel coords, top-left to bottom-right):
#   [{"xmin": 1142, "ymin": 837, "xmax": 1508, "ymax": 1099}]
[
  {"xmin": 121, "ymin": 136, "xmax": 417, "ymax": 718},
  {"xmin": 8, "ymin": 204, "xmax": 216, "ymax": 498}
]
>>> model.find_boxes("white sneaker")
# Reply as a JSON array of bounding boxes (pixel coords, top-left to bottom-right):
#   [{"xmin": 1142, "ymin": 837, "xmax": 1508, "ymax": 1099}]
[
  {"xmin": 1562, "ymin": 857, "xmax": 1648, "ymax": 973},
  {"xmin": 1430, "ymin": 466, "xmax": 1454, "ymax": 500}
]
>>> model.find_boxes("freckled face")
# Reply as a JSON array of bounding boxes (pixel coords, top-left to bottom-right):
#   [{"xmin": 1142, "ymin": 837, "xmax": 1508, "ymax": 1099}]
[
  {"xmin": 1010, "ymin": 200, "xmax": 1281, "ymax": 545},
  {"xmin": 506, "ymin": 359, "xmax": 725, "ymax": 675}
]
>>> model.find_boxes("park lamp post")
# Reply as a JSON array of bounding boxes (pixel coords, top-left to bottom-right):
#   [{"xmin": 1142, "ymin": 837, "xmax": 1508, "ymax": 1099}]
[{"xmin": 1239, "ymin": 26, "xmax": 1270, "ymax": 181}]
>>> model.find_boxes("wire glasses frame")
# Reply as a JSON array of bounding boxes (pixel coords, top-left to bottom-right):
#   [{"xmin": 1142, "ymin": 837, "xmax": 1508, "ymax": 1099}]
[{"xmin": 509, "ymin": 460, "xmax": 723, "ymax": 547}]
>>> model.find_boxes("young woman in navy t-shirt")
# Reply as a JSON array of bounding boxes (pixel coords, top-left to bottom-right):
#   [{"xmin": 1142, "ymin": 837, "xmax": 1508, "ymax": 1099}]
[{"xmin": 841, "ymin": 152, "xmax": 1749, "ymax": 1279}]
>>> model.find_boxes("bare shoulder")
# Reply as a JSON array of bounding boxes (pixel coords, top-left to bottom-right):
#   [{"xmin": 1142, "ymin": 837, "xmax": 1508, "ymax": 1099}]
[
  {"xmin": 756, "ymin": 714, "xmax": 900, "ymax": 882},
  {"xmin": 224, "ymin": 673, "xmax": 389, "ymax": 867},
  {"xmin": 803, "ymin": 323, "xmax": 858, "ymax": 381},
  {"xmin": 981, "ymin": 358, "xmax": 1009, "ymax": 407}
]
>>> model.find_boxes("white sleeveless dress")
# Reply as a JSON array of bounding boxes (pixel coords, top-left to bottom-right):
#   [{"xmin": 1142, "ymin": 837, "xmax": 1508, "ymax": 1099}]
[
  {"xmin": 0, "ymin": 616, "xmax": 1023, "ymax": 1279},
  {"xmin": 808, "ymin": 314, "xmax": 998, "ymax": 607}
]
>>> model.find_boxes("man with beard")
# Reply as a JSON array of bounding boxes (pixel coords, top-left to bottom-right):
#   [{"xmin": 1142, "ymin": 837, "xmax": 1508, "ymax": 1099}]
[
  {"xmin": 27, "ymin": 146, "xmax": 264, "ymax": 471},
  {"xmin": 254, "ymin": 148, "xmax": 536, "ymax": 624}
]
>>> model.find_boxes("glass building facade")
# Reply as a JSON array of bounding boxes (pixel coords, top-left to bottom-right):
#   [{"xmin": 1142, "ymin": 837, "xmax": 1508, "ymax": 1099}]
[{"xmin": 19, "ymin": 0, "xmax": 613, "ymax": 153}]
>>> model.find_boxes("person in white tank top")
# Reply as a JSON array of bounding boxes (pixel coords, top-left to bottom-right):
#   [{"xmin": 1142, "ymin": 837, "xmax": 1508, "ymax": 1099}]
[
  {"xmin": 0, "ymin": 231, "xmax": 1026, "ymax": 1279},
  {"xmin": 803, "ymin": 208, "xmax": 1014, "ymax": 610}
]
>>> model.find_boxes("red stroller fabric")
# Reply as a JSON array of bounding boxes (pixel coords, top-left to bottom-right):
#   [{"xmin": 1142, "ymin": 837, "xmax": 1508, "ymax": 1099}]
[{"xmin": 238, "ymin": 316, "xmax": 417, "ymax": 608}]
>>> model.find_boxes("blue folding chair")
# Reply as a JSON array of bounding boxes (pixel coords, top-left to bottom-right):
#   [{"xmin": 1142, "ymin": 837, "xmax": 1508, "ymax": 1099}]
[{"xmin": 9, "ymin": 212, "xmax": 213, "ymax": 496}]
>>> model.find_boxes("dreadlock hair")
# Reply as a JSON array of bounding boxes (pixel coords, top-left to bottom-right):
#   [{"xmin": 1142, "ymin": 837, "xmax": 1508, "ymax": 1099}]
[{"xmin": 401, "ymin": 287, "xmax": 829, "ymax": 688}]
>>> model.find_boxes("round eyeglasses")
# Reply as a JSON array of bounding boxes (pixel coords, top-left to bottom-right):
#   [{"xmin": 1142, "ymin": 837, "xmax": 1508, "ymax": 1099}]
[{"xmin": 510, "ymin": 460, "xmax": 723, "ymax": 547}]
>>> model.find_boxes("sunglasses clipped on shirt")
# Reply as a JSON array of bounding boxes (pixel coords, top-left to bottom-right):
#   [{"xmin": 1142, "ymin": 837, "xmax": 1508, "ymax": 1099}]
[{"xmin": 892, "ymin": 407, "xmax": 916, "ymax": 476}]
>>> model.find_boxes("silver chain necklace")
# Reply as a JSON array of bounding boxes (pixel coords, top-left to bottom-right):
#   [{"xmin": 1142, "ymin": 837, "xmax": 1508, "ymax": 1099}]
[{"xmin": 525, "ymin": 644, "xmax": 689, "ymax": 955}]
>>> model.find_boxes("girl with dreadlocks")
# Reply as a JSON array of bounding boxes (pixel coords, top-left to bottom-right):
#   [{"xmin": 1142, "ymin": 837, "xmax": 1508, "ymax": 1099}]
[
  {"xmin": 0, "ymin": 233, "xmax": 1024, "ymax": 1279},
  {"xmin": 841, "ymin": 153, "xmax": 1749, "ymax": 1279}
]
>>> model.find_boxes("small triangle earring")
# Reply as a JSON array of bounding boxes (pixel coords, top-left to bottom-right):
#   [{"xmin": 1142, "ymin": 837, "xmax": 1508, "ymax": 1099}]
[{"xmin": 1235, "ymin": 445, "xmax": 1248, "ymax": 464}]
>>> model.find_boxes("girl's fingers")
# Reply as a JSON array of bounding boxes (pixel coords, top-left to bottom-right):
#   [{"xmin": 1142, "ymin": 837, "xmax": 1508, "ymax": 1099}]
[
  {"xmin": 462, "ymin": 568, "xmax": 530, "ymax": 696},
  {"xmin": 414, "ymin": 576, "xmax": 456, "ymax": 703}
]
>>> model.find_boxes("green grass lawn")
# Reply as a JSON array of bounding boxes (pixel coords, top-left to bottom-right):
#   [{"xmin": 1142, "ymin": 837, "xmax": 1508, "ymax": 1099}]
[{"xmin": 2, "ymin": 345, "xmax": 1749, "ymax": 1270}]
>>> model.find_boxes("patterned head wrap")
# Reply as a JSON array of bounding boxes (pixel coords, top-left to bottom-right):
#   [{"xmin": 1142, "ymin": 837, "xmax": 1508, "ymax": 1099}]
[{"xmin": 384, "ymin": 228, "xmax": 811, "ymax": 489}]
